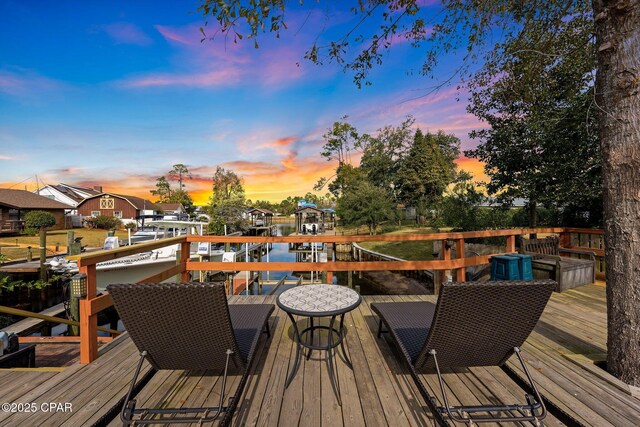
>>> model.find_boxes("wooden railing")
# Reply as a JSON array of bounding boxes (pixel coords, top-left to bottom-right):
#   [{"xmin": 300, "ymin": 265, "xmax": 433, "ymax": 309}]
[{"xmin": 68, "ymin": 227, "xmax": 603, "ymax": 364}]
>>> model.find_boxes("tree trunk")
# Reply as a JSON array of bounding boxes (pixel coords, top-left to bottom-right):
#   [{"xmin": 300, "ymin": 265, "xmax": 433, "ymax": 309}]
[{"xmin": 594, "ymin": 0, "xmax": 640, "ymax": 387}]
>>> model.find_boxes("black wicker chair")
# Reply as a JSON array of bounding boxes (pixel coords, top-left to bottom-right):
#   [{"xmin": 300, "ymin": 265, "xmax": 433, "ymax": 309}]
[
  {"xmin": 107, "ymin": 282, "xmax": 274, "ymax": 426},
  {"xmin": 371, "ymin": 280, "xmax": 555, "ymax": 426}
]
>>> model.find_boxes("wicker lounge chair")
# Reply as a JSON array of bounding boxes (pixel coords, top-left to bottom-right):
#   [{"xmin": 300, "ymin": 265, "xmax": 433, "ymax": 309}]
[
  {"xmin": 371, "ymin": 280, "xmax": 555, "ymax": 426},
  {"xmin": 107, "ymin": 282, "xmax": 274, "ymax": 426}
]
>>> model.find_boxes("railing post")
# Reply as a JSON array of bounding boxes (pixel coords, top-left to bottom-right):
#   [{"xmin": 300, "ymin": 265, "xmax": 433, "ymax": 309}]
[
  {"xmin": 559, "ymin": 229, "xmax": 571, "ymax": 248},
  {"xmin": 455, "ymin": 238, "xmax": 465, "ymax": 282},
  {"xmin": 506, "ymin": 234, "xmax": 516, "ymax": 253},
  {"xmin": 440, "ymin": 239, "xmax": 450, "ymax": 284},
  {"xmin": 80, "ymin": 264, "xmax": 97, "ymax": 364},
  {"xmin": 180, "ymin": 239, "xmax": 190, "ymax": 282}
]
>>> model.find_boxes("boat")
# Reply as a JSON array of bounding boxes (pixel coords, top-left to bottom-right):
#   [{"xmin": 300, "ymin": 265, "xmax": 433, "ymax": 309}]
[{"xmin": 48, "ymin": 220, "xmax": 210, "ymax": 291}]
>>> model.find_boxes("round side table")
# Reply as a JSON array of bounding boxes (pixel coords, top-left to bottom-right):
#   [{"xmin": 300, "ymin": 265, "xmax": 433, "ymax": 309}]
[{"xmin": 277, "ymin": 284, "xmax": 361, "ymax": 405}]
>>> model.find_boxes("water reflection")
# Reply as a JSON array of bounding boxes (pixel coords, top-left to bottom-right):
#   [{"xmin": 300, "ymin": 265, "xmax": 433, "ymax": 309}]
[{"xmin": 245, "ymin": 224, "xmax": 419, "ymax": 296}]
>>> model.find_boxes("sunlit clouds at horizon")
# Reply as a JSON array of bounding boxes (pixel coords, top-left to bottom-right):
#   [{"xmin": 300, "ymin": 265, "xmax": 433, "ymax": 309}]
[{"xmin": 0, "ymin": 1, "xmax": 488, "ymax": 204}]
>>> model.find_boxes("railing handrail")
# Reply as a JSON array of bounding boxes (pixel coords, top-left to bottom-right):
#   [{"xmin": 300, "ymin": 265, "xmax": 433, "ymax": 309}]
[
  {"xmin": 73, "ymin": 226, "xmax": 604, "ymax": 364},
  {"xmin": 68, "ymin": 227, "xmax": 568, "ymax": 267},
  {"xmin": 67, "ymin": 236, "xmax": 186, "ymax": 266}
]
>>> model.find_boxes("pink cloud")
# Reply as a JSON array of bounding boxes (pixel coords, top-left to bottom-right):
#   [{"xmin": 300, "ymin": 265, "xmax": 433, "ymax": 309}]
[
  {"xmin": 0, "ymin": 155, "xmax": 15, "ymax": 160},
  {"xmin": 115, "ymin": 21, "xmax": 319, "ymax": 90},
  {"xmin": 155, "ymin": 24, "xmax": 196, "ymax": 45},
  {"xmin": 119, "ymin": 67, "xmax": 242, "ymax": 88},
  {"xmin": 102, "ymin": 22, "xmax": 152, "ymax": 46},
  {"xmin": 0, "ymin": 69, "xmax": 68, "ymax": 98}
]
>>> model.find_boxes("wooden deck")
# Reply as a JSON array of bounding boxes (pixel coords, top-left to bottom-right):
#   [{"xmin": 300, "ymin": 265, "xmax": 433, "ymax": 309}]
[{"xmin": 1, "ymin": 283, "xmax": 639, "ymax": 426}]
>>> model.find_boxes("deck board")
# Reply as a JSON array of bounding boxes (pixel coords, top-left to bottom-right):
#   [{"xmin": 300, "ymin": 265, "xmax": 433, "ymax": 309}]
[{"xmin": 1, "ymin": 283, "xmax": 639, "ymax": 426}]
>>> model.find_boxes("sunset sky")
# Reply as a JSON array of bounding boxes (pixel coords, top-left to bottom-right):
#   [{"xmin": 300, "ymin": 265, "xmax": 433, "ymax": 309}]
[{"xmin": 0, "ymin": 1, "xmax": 487, "ymax": 205}]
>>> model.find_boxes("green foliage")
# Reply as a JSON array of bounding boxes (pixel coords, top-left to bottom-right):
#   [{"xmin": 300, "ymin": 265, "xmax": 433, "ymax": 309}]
[
  {"xmin": 168, "ymin": 164, "xmax": 191, "ymax": 190},
  {"xmin": 207, "ymin": 166, "xmax": 248, "ymax": 234},
  {"xmin": 397, "ymin": 129, "xmax": 460, "ymax": 209},
  {"xmin": 21, "ymin": 227, "xmax": 38, "ymax": 236},
  {"xmin": 337, "ymin": 181, "xmax": 394, "ymax": 234},
  {"xmin": 206, "ymin": 218, "xmax": 227, "ymax": 235},
  {"xmin": 24, "ymin": 210, "xmax": 56, "ymax": 229},
  {"xmin": 465, "ymin": 8, "xmax": 601, "ymax": 226},
  {"xmin": 85, "ymin": 215, "xmax": 122, "ymax": 230},
  {"xmin": 0, "ymin": 273, "xmax": 51, "ymax": 295},
  {"xmin": 210, "ymin": 166, "xmax": 245, "ymax": 204},
  {"xmin": 150, "ymin": 176, "xmax": 172, "ymax": 202},
  {"xmin": 359, "ymin": 117, "xmax": 415, "ymax": 199},
  {"xmin": 151, "ymin": 164, "xmax": 196, "ymax": 216},
  {"xmin": 435, "ymin": 171, "xmax": 485, "ymax": 230},
  {"xmin": 124, "ymin": 222, "xmax": 136, "ymax": 231}
]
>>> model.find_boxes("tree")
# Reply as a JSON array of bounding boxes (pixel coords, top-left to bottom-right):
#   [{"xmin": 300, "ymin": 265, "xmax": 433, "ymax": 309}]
[
  {"xmin": 197, "ymin": 0, "xmax": 640, "ymax": 385},
  {"xmin": 150, "ymin": 176, "xmax": 172, "ymax": 203},
  {"xmin": 594, "ymin": 0, "xmax": 640, "ymax": 386},
  {"xmin": 210, "ymin": 166, "xmax": 245, "ymax": 204},
  {"xmin": 436, "ymin": 171, "xmax": 486, "ymax": 231},
  {"xmin": 168, "ymin": 164, "xmax": 191, "ymax": 190},
  {"xmin": 314, "ymin": 118, "xmax": 368, "ymax": 196},
  {"xmin": 208, "ymin": 166, "xmax": 247, "ymax": 234},
  {"xmin": 337, "ymin": 181, "xmax": 394, "ymax": 234},
  {"xmin": 465, "ymin": 15, "xmax": 600, "ymax": 228},
  {"xmin": 359, "ymin": 117, "xmax": 415, "ymax": 201},
  {"xmin": 151, "ymin": 165, "xmax": 196, "ymax": 216},
  {"xmin": 168, "ymin": 189, "xmax": 195, "ymax": 216},
  {"xmin": 24, "ymin": 210, "xmax": 56, "ymax": 281},
  {"xmin": 396, "ymin": 129, "xmax": 459, "ymax": 220}
]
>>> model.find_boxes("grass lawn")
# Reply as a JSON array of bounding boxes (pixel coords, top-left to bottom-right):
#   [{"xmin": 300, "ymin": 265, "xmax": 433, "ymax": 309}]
[
  {"xmin": 357, "ymin": 227, "xmax": 443, "ymax": 261},
  {"xmin": 0, "ymin": 228, "xmax": 129, "ymax": 261}
]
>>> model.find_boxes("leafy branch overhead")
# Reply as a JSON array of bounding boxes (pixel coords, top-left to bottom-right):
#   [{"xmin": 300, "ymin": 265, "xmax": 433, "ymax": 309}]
[{"xmin": 197, "ymin": 1, "xmax": 589, "ymax": 87}]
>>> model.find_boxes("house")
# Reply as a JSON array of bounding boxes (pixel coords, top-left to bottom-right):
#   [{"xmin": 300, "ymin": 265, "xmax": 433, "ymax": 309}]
[
  {"xmin": 479, "ymin": 197, "xmax": 528, "ymax": 209},
  {"xmin": 34, "ymin": 183, "xmax": 102, "ymax": 209},
  {"xmin": 158, "ymin": 203, "xmax": 186, "ymax": 219},
  {"xmin": 0, "ymin": 188, "xmax": 73, "ymax": 233},
  {"xmin": 76, "ymin": 193, "xmax": 160, "ymax": 222}
]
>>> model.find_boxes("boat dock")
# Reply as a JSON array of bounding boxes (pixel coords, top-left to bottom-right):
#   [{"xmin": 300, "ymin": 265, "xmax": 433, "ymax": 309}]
[{"xmin": 1, "ymin": 282, "xmax": 639, "ymax": 426}]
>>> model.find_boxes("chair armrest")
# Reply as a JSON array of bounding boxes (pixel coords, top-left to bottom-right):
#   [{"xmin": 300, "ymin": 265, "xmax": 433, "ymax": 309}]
[
  {"xmin": 531, "ymin": 254, "xmax": 562, "ymax": 262},
  {"xmin": 560, "ymin": 248, "xmax": 596, "ymax": 261}
]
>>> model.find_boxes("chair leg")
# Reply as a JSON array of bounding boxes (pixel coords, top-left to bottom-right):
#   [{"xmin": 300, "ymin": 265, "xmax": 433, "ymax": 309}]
[
  {"xmin": 263, "ymin": 320, "xmax": 271, "ymax": 338},
  {"xmin": 120, "ymin": 351, "xmax": 148, "ymax": 426},
  {"xmin": 122, "ymin": 350, "xmax": 235, "ymax": 425},
  {"xmin": 376, "ymin": 319, "xmax": 387, "ymax": 338},
  {"xmin": 429, "ymin": 348, "xmax": 547, "ymax": 424}
]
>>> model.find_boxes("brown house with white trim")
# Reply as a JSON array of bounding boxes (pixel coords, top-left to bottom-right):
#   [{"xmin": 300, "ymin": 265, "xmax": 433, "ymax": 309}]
[
  {"xmin": 76, "ymin": 193, "xmax": 160, "ymax": 221},
  {"xmin": 0, "ymin": 188, "xmax": 73, "ymax": 233}
]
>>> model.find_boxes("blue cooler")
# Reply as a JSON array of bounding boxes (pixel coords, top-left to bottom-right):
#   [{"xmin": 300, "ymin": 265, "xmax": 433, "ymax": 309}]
[
  {"xmin": 510, "ymin": 254, "xmax": 533, "ymax": 280},
  {"xmin": 490, "ymin": 255, "xmax": 521, "ymax": 281}
]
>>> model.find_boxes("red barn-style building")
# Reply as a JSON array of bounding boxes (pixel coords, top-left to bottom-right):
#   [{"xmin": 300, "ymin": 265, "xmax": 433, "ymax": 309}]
[{"xmin": 76, "ymin": 193, "xmax": 160, "ymax": 221}]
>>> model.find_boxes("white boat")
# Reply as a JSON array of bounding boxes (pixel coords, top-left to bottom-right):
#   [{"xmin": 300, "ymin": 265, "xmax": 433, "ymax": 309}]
[{"xmin": 49, "ymin": 220, "xmax": 210, "ymax": 291}]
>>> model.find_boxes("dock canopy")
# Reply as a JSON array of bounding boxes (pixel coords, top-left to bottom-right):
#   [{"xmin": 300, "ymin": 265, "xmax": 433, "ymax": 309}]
[{"xmin": 247, "ymin": 207, "xmax": 274, "ymax": 227}]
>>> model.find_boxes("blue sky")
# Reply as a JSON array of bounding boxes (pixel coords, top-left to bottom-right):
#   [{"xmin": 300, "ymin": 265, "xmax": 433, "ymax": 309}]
[{"xmin": 0, "ymin": 0, "xmax": 485, "ymax": 203}]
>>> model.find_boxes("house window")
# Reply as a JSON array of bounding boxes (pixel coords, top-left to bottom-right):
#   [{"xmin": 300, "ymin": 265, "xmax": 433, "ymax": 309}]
[
  {"xmin": 100, "ymin": 196, "xmax": 114, "ymax": 209},
  {"xmin": 91, "ymin": 211, "xmax": 100, "ymax": 217},
  {"xmin": 113, "ymin": 211, "xmax": 122, "ymax": 219}
]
